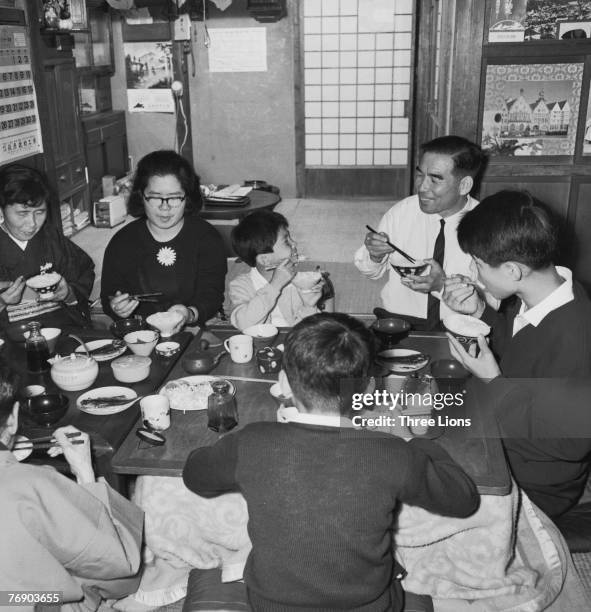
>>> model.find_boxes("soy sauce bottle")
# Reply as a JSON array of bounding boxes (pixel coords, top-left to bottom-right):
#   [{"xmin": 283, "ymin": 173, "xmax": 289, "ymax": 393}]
[
  {"xmin": 207, "ymin": 380, "xmax": 238, "ymax": 433},
  {"xmin": 25, "ymin": 321, "xmax": 50, "ymax": 372}
]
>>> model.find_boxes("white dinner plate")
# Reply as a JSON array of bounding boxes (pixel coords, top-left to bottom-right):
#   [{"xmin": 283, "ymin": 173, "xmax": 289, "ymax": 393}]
[
  {"xmin": 377, "ymin": 349, "xmax": 430, "ymax": 373},
  {"xmin": 161, "ymin": 375, "xmax": 235, "ymax": 412},
  {"xmin": 75, "ymin": 339, "xmax": 127, "ymax": 362},
  {"xmin": 77, "ymin": 386, "xmax": 138, "ymax": 415},
  {"xmin": 12, "ymin": 435, "xmax": 32, "ymax": 462}
]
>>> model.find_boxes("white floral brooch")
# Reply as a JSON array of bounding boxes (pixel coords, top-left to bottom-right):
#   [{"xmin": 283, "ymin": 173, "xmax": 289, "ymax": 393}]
[{"xmin": 156, "ymin": 246, "xmax": 176, "ymax": 267}]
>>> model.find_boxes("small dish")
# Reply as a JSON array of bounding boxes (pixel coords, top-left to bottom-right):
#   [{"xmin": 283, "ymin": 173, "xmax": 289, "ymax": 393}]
[
  {"xmin": 75, "ymin": 339, "xmax": 127, "ymax": 362},
  {"xmin": 155, "ymin": 341, "xmax": 181, "ymax": 358},
  {"xmin": 377, "ymin": 349, "xmax": 430, "ymax": 373},
  {"xmin": 77, "ymin": 386, "xmax": 138, "ymax": 415},
  {"xmin": 124, "ymin": 330, "xmax": 159, "ymax": 356},
  {"xmin": 12, "ymin": 435, "xmax": 32, "ymax": 462}
]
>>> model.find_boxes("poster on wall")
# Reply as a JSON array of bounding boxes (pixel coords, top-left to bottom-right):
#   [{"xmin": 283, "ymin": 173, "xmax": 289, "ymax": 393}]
[
  {"xmin": 481, "ymin": 62, "xmax": 583, "ymax": 157},
  {"xmin": 125, "ymin": 41, "xmax": 174, "ymax": 113},
  {"xmin": 0, "ymin": 26, "xmax": 43, "ymax": 165}
]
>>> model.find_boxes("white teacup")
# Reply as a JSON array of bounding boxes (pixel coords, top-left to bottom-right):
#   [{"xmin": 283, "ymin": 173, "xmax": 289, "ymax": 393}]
[
  {"xmin": 223, "ymin": 334, "xmax": 253, "ymax": 364},
  {"xmin": 140, "ymin": 395, "xmax": 171, "ymax": 431}
]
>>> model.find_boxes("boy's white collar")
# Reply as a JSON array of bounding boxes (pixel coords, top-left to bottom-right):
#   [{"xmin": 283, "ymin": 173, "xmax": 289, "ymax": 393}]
[
  {"xmin": 277, "ymin": 406, "xmax": 352, "ymax": 428},
  {"xmin": 515, "ymin": 266, "xmax": 574, "ymax": 329}
]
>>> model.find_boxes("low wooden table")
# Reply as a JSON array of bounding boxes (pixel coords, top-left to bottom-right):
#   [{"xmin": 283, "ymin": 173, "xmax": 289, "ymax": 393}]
[
  {"xmin": 7, "ymin": 327, "xmax": 192, "ymax": 488},
  {"xmin": 112, "ymin": 330, "xmax": 511, "ymax": 496}
]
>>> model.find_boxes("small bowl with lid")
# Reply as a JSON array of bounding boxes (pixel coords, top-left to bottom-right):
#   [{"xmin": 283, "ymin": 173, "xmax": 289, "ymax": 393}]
[
  {"xmin": 50, "ymin": 354, "xmax": 99, "ymax": 392},
  {"xmin": 111, "ymin": 355, "xmax": 151, "ymax": 383}
]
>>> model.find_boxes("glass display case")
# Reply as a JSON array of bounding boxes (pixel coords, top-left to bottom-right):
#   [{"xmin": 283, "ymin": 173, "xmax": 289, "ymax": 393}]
[{"xmin": 72, "ymin": 3, "xmax": 113, "ymax": 71}]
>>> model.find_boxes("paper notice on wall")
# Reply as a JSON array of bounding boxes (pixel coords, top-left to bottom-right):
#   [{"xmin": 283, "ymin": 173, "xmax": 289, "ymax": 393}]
[
  {"xmin": 358, "ymin": 0, "xmax": 395, "ymax": 32},
  {"xmin": 0, "ymin": 26, "xmax": 43, "ymax": 165},
  {"xmin": 208, "ymin": 28, "xmax": 267, "ymax": 72}
]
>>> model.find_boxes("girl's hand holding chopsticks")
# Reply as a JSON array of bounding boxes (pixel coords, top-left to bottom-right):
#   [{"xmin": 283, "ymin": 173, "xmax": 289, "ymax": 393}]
[{"xmin": 47, "ymin": 426, "xmax": 95, "ymax": 484}]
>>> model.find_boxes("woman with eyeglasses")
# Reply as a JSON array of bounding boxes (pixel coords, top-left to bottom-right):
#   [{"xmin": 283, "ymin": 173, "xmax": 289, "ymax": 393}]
[{"xmin": 101, "ymin": 150, "xmax": 226, "ymax": 330}]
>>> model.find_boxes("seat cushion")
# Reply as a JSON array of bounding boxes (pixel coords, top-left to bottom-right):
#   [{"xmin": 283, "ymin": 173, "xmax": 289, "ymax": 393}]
[
  {"xmin": 555, "ymin": 502, "xmax": 591, "ymax": 553},
  {"xmin": 182, "ymin": 569, "xmax": 248, "ymax": 612}
]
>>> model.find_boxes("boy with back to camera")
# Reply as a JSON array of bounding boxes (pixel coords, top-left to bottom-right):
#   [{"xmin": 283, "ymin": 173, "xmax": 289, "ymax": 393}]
[
  {"xmin": 183, "ymin": 313, "xmax": 479, "ymax": 611},
  {"xmin": 443, "ymin": 189, "xmax": 591, "ymax": 379},
  {"xmin": 228, "ymin": 210, "xmax": 331, "ymax": 331}
]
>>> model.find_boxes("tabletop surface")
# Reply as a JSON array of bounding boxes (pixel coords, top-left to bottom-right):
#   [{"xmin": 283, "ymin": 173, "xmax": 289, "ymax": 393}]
[
  {"xmin": 111, "ymin": 329, "xmax": 511, "ymax": 496},
  {"xmin": 7, "ymin": 327, "xmax": 192, "ymax": 476}
]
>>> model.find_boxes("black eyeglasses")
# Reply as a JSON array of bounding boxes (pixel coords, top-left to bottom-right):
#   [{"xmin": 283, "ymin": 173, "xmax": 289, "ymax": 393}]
[{"xmin": 143, "ymin": 193, "xmax": 187, "ymax": 208}]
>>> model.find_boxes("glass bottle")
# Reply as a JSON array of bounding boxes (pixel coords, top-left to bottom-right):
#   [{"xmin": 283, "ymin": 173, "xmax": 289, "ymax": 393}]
[
  {"xmin": 207, "ymin": 380, "xmax": 238, "ymax": 433},
  {"xmin": 25, "ymin": 321, "xmax": 50, "ymax": 373}
]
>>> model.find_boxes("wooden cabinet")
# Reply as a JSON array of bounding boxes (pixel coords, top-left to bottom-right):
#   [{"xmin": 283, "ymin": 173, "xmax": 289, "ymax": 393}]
[
  {"xmin": 43, "ymin": 57, "xmax": 90, "ymax": 235},
  {"xmin": 82, "ymin": 110, "xmax": 128, "ymax": 203}
]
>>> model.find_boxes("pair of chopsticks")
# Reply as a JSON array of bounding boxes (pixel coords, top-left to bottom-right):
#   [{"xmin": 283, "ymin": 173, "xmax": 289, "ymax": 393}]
[
  {"xmin": 365, "ymin": 225, "xmax": 416, "ymax": 264},
  {"xmin": 13, "ymin": 431, "xmax": 84, "ymax": 451},
  {"xmin": 129, "ymin": 292, "xmax": 163, "ymax": 303}
]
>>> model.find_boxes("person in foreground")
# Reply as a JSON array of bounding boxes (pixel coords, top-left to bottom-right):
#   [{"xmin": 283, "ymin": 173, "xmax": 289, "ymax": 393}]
[
  {"xmin": 354, "ymin": 135, "xmax": 494, "ymax": 330},
  {"xmin": 183, "ymin": 313, "xmax": 479, "ymax": 611},
  {"xmin": 0, "ymin": 164, "xmax": 95, "ymax": 329},
  {"xmin": 443, "ymin": 189, "xmax": 591, "ymax": 379},
  {"xmin": 0, "ymin": 363, "xmax": 143, "ymax": 610},
  {"xmin": 229, "ymin": 209, "xmax": 329, "ymax": 330},
  {"xmin": 101, "ymin": 150, "xmax": 226, "ymax": 331}
]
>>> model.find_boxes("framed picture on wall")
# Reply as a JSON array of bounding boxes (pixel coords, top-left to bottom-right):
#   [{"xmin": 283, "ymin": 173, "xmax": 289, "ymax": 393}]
[
  {"xmin": 524, "ymin": 0, "xmax": 591, "ymax": 40},
  {"xmin": 481, "ymin": 61, "xmax": 584, "ymax": 157}
]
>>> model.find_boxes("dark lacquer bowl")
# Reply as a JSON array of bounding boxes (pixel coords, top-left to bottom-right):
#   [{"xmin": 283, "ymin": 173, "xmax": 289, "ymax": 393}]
[
  {"xmin": 370, "ymin": 317, "xmax": 411, "ymax": 348},
  {"xmin": 24, "ymin": 393, "xmax": 69, "ymax": 427},
  {"xmin": 430, "ymin": 359, "xmax": 469, "ymax": 394},
  {"xmin": 110, "ymin": 315, "xmax": 147, "ymax": 339},
  {"xmin": 5, "ymin": 321, "xmax": 33, "ymax": 343},
  {"xmin": 391, "ymin": 263, "xmax": 429, "ymax": 277},
  {"xmin": 430, "ymin": 359, "xmax": 469, "ymax": 380}
]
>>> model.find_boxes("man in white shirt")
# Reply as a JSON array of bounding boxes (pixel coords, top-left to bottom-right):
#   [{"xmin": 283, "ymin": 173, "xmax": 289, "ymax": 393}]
[{"xmin": 354, "ymin": 135, "xmax": 487, "ymax": 330}]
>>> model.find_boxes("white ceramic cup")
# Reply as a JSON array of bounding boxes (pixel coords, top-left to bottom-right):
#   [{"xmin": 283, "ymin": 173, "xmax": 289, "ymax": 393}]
[
  {"xmin": 223, "ymin": 334, "xmax": 253, "ymax": 364},
  {"xmin": 140, "ymin": 395, "xmax": 171, "ymax": 431}
]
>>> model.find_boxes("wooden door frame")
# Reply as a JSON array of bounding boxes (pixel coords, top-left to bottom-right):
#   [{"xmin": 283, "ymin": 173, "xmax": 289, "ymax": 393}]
[{"xmin": 414, "ymin": 0, "xmax": 485, "ymax": 153}]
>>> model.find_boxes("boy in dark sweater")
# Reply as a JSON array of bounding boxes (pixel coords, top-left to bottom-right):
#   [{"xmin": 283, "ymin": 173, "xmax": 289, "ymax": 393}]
[
  {"xmin": 442, "ymin": 189, "xmax": 591, "ymax": 379},
  {"xmin": 442, "ymin": 190, "xmax": 591, "ymax": 519},
  {"xmin": 183, "ymin": 313, "xmax": 479, "ymax": 611}
]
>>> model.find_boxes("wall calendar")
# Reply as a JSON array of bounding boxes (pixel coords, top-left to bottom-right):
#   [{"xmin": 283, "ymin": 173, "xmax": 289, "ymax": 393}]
[{"xmin": 0, "ymin": 25, "xmax": 43, "ymax": 165}]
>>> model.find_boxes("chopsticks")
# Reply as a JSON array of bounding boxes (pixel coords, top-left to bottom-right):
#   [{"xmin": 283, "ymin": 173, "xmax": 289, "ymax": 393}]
[
  {"xmin": 129, "ymin": 292, "xmax": 163, "ymax": 303},
  {"xmin": 13, "ymin": 431, "xmax": 84, "ymax": 450},
  {"xmin": 365, "ymin": 225, "xmax": 416, "ymax": 264},
  {"xmin": 221, "ymin": 375, "xmax": 277, "ymax": 384}
]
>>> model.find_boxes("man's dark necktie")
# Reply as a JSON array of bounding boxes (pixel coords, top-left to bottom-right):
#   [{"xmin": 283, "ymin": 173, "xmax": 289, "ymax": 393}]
[{"xmin": 426, "ymin": 219, "xmax": 445, "ymax": 330}]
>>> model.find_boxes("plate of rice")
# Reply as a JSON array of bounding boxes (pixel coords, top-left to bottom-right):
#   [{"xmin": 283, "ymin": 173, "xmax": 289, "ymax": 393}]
[{"xmin": 160, "ymin": 375, "xmax": 235, "ymax": 412}]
